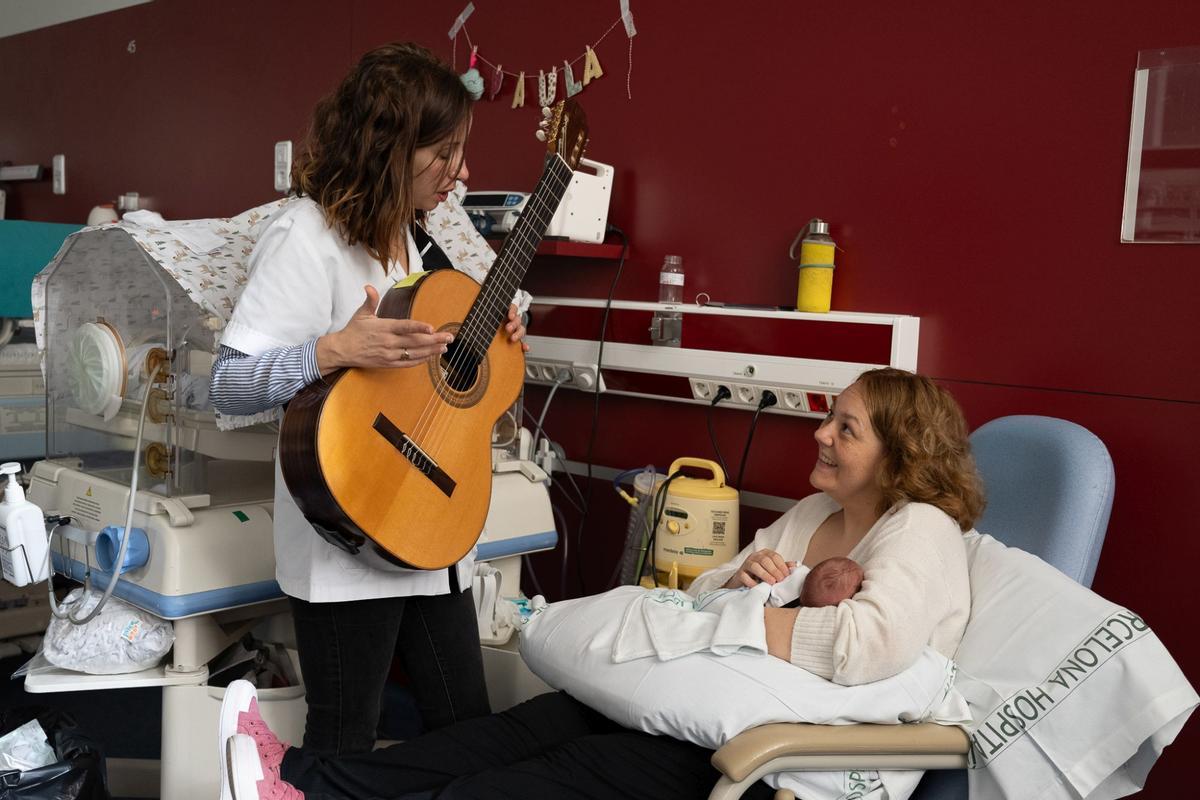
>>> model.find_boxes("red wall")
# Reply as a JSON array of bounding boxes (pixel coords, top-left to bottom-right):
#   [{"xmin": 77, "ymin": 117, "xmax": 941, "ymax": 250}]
[{"xmin": 3, "ymin": 1, "xmax": 1198, "ymax": 793}]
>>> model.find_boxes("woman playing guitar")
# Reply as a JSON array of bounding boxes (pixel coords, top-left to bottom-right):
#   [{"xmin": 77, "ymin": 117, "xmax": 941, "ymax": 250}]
[{"xmin": 209, "ymin": 42, "xmax": 527, "ymax": 768}]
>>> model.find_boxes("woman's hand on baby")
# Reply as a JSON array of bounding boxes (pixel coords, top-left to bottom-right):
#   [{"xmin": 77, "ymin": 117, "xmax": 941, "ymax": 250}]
[
  {"xmin": 723, "ymin": 549, "xmax": 796, "ymax": 589},
  {"xmin": 316, "ymin": 285, "xmax": 454, "ymax": 375}
]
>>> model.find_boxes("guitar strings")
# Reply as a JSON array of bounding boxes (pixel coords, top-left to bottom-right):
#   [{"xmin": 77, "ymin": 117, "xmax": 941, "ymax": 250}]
[
  {"xmin": 409, "ymin": 157, "xmax": 570, "ymax": 453},
  {"xmin": 403, "ymin": 153, "xmax": 574, "ymax": 470}
]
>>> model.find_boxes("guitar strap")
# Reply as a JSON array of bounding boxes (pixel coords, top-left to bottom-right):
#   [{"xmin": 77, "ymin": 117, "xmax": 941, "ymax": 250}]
[{"xmin": 412, "ymin": 222, "xmax": 453, "ymax": 271}]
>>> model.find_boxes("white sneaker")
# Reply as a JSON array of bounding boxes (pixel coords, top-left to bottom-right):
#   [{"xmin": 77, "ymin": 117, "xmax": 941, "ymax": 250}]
[
  {"xmin": 218, "ymin": 680, "xmax": 259, "ymax": 800},
  {"xmin": 226, "ymin": 734, "xmax": 264, "ymax": 800}
]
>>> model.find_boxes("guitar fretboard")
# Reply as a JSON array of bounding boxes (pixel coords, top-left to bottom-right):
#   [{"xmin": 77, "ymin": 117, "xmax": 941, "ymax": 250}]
[{"xmin": 456, "ymin": 155, "xmax": 575, "ymax": 359}]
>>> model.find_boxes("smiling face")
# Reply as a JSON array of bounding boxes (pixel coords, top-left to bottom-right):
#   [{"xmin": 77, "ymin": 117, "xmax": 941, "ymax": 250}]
[
  {"xmin": 411, "ymin": 122, "xmax": 470, "ymax": 212},
  {"xmin": 809, "ymin": 382, "xmax": 886, "ymax": 512}
]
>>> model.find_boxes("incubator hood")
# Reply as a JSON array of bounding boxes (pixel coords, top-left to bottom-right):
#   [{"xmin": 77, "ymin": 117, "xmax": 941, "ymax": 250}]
[{"xmin": 31, "ymin": 204, "xmax": 286, "ymax": 501}]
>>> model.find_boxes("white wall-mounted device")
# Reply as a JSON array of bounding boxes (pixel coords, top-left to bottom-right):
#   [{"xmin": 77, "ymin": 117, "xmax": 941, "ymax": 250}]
[
  {"xmin": 546, "ymin": 157, "xmax": 613, "ymax": 244},
  {"xmin": 51, "ymin": 154, "xmax": 66, "ymax": 195},
  {"xmin": 274, "ymin": 140, "xmax": 292, "ymax": 193}
]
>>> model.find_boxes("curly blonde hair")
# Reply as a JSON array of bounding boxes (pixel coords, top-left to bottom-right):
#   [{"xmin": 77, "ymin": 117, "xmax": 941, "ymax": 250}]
[
  {"xmin": 855, "ymin": 368, "xmax": 985, "ymax": 531},
  {"xmin": 292, "ymin": 42, "xmax": 471, "ymax": 270}
]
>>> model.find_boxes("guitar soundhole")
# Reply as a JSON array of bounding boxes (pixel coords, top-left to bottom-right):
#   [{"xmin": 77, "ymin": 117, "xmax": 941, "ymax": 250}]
[
  {"xmin": 441, "ymin": 340, "xmax": 478, "ymax": 392},
  {"xmin": 430, "ymin": 323, "xmax": 488, "ymax": 408}
]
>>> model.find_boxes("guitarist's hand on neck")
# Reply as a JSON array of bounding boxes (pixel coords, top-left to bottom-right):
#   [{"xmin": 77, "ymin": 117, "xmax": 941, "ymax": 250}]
[{"xmin": 315, "ymin": 285, "xmax": 454, "ymax": 377}]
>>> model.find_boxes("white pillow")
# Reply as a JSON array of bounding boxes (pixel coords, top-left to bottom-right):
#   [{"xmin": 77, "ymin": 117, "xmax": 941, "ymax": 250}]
[{"xmin": 520, "ymin": 586, "xmax": 967, "ymax": 748}]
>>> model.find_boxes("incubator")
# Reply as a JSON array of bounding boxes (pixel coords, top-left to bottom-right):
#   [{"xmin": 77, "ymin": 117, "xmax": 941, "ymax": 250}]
[
  {"xmin": 20, "ymin": 205, "xmax": 304, "ymax": 800},
  {"xmin": 29, "ymin": 215, "xmax": 282, "ymax": 625}
]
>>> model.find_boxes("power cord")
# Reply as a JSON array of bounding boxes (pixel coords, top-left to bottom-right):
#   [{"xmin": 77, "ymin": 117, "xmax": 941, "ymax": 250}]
[
  {"xmin": 645, "ymin": 470, "xmax": 685, "ymax": 587},
  {"xmin": 705, "ymin": 385, "xmax": 732, "ymax": 480},
  {"xmin": 735, "ymin": 390, "xmax": 777, "ymax": 491},
  {"xmin": 572, "ymin": 223, "xmax": 628, "ymax": 596}
]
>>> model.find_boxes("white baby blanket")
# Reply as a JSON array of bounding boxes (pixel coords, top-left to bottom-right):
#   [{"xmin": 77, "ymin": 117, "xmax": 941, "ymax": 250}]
[
  {"xmin": 956, "ymin": 532, "xmax": 1198, "ymax": 800},
  {"xmin": 611, "ymin": 567, "xmax": 811, "ymax": 662}
]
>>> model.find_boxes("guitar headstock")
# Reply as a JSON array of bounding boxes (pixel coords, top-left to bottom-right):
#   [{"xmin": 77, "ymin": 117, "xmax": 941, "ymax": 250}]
[{"xmin": 544, "ymin": 99, "xmax": 589, "ymax": 170}]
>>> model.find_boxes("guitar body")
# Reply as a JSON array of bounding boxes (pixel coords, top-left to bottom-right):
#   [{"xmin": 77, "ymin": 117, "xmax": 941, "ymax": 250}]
[
  {"xmin": 280, "ymin": 269, "xmax": 525, "ymax": 570},
  {"xmin": 279, "ymin": 98, "xmax": 590, "ymax": 572}
]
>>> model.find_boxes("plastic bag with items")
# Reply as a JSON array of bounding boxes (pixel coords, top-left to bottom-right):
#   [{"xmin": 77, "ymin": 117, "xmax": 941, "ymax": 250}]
[
  {"xmin": 38, "ymin": 588, "xmax": 173, "ymax": 675},
  {"xmin": 0, "ymin": 707, "xmax": 108, "ymax": 800}
]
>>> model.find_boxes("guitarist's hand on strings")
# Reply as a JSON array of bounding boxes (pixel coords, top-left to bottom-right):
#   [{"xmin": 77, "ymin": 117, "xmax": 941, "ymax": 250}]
[
  {"xmin": 315, "ymin": 285, "xmax": 454, "ymax": 376},
  {"xmin": 505, "ymin": 304, "xmax": 530, "ymax": 352}
]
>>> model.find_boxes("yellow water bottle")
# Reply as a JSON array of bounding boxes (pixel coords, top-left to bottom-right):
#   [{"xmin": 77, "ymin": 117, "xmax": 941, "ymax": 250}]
[{"xmin": 789, "ymin": 218, "xmax": 836, "ymax": 312}]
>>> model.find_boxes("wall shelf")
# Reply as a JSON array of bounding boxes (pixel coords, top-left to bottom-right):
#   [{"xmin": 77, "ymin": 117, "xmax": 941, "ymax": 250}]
[{"xmin": 523, "ymin": 297, "xmax": 920, "ymax": 418}]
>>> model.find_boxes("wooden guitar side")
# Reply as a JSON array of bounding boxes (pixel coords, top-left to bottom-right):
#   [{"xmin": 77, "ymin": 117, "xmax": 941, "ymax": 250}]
[{"xmin": 280, "ymin": 269, "xmax": 525, "ymax": 569}]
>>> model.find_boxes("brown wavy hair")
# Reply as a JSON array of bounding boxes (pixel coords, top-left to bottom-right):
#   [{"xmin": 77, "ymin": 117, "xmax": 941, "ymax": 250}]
[
  {"xmin": 292, "ymin": 42, "xmax": 471, "ymax": 270},
  {"xmin": 855, "ymin": 368, "xmax": 985, "ymax": 531}
]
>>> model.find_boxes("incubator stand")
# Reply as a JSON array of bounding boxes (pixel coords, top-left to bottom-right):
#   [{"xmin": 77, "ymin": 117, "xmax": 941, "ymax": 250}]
[{"xmin": 23, "ymin": 218, "xmax": 305, "ymax": 799}]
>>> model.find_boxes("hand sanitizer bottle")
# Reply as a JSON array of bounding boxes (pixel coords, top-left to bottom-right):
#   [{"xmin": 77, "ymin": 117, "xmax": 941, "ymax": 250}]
[{"xmin": 0, "ymin": 463, "xmax": 49, "ymax": 587}]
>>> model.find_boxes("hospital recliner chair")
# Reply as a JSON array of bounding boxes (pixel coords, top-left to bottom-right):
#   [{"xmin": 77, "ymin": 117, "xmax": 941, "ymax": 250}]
[{"xmin": 707, "ymin": 415, "xmax": 1116, "ymax": 800}]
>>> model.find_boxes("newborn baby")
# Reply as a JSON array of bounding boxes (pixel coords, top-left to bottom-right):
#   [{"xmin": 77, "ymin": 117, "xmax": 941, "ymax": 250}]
[{"xmin": 796, "ymin": 556, "xmax": 864, "ymax": 607}]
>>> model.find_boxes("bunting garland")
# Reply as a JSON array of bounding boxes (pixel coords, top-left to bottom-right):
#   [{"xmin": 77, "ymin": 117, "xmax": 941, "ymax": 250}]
[{"xmin": 449, "ymin": 1, "xmax": 636, "ymax": 109}]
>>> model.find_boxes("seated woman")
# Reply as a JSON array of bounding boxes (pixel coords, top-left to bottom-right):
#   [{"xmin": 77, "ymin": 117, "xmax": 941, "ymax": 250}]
[{"xmin": 220, "ymin": 367, "xmax": 984, "ymax": 800}]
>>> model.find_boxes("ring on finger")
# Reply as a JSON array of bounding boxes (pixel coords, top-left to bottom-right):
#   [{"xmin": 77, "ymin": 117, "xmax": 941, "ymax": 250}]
[{"xmin": 401, "ymin": 347, "xmax": 411, "ymax": 361}]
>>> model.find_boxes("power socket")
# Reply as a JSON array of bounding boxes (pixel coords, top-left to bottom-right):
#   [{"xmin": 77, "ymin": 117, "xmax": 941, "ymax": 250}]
[
  {"xmin": 274, "ymin": 141, "xmax": 292, "ymax": 193},
  {"xmin": 51, "ymin": 155, "xmax": 66, "ymax": 195}
]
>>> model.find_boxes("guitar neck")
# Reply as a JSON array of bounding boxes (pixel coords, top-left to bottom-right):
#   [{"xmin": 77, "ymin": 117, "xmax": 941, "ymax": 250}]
[{"xmin": 459, "ymin": 155, "xmax": 575, "ymax": 356}]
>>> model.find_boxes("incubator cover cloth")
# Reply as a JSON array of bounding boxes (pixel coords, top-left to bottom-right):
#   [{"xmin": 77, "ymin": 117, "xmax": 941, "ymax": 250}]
[
  {"xmin": 29, "ymin": 182, "xmax": 516, "ymax": 430},
  {"xmin": 519, "ymin": 585, "xmax": 969, "ymax": 800},
  {"xmin": 955, "ymin": 532, "xmax": 1198, "ymax": 800}
]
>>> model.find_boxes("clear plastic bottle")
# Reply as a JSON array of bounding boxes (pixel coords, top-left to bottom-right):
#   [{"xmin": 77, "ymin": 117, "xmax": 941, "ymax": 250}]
[{"xmin": 650, "ymin": 255, "xmax": 684, "ymax": 347}]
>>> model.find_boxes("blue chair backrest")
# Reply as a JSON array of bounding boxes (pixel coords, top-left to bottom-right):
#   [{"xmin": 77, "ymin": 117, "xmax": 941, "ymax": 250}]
[
  {"xmin": 912, "ymin": 415, "xmax": 1115, "ymax": 800},
  {"xmin": 968, "ymin": 415, "xmax": 1114, "ymax": 587}
]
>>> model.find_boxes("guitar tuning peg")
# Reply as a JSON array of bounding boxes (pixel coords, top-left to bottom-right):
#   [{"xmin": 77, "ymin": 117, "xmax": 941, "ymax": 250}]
[
  {"xmin": 535, "ymin": 129, "xmax": 547, "ymax": 142},
  {"xmin": 541, "ymin": 105, "xmax": 553, "ymax": 119}
]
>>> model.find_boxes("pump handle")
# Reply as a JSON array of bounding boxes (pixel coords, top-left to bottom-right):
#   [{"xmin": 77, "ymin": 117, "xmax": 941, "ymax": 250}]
[{"xmin": 667, "ymin": 457, "xmax": 727, "ymax": 488}]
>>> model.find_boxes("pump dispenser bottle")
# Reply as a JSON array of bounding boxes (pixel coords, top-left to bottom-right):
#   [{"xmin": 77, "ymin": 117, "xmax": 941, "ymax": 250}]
[{"xmin": 0, "ymin": 462, "xmax": 49, "ymax": 587}]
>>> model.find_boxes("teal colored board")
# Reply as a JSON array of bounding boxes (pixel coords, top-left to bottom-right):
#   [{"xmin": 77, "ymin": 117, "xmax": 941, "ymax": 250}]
[{"xmin": 0, "ymin": 220, "xmax": 83, "ymax": 318}]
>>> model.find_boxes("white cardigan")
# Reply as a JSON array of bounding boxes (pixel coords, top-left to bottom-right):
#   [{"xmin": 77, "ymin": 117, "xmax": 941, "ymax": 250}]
[{"xmin": 688, "ymin": 493, "xmax": 970, "ymax": 685}]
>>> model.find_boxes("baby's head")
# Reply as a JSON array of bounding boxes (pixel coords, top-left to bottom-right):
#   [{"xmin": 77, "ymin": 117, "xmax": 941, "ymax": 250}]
[{"xmin": 798, "ymin": 557, "xmax": 864, "ymax": 607}]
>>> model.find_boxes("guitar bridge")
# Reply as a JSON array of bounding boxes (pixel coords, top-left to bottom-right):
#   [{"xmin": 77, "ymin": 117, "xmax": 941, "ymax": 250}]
[{"xmin": 372, "ymin": 413, "xmax": 457, "ymax": 498}]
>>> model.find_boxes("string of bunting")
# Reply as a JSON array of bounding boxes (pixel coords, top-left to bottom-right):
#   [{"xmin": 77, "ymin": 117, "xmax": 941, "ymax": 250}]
[{"xmin": 448, "ymin": 1, "xmax": 637, "ymax": 109}]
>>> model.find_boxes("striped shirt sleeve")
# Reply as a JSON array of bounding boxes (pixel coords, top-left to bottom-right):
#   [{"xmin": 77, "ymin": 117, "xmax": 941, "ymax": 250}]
[{"xmin": 209, "ymin": 340, "xmax": 322, "ymax": 417}]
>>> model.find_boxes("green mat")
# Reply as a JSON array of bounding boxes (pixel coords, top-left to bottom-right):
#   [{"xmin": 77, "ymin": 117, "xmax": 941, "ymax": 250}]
[{"xmin": 0, "ymin": 220, "xmax": 83, "ymax": 318}]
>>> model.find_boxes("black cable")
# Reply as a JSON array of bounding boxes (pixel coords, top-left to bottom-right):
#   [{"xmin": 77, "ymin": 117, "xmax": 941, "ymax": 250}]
[
  {"xmin": 522, "ymin": 554, "xmax": 545, "ymax": 599},
  {"xmin": 646, "ymin": 470, "xmax": 685, "ymax": 588},
  {"xmin": 735, "ymin": 391, "xmax": 777, "ymax": 491},
  {"xmin": 572, "ymin": 224, "xmax": 629, "ymax": 597},
  {"xmin": 705, "ymin": 386, "xmax": 732, "ymax": 480},
  {"xmin": 550, "ymin": 501, "xmax": 571, "ymax": 601},
  {"xmin": 521, "ymin": 405, "xmax": 588, "ymax": 512}
]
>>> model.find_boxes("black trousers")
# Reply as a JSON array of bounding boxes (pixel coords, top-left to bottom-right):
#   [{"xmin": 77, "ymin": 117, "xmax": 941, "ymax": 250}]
[
  {"xmin": 279, "ymin": 691, "xmax": 775, "ymax": 800},
  {"xmin": 288, "ymin": 587, "xmax": 490, "ymax": 756}
]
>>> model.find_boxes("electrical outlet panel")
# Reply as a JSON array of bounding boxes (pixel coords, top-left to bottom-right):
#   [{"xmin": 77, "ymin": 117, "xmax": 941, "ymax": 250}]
[
  {"xmin": 525, "ymin": 358, "xmax": 606, "ymax": 393},
  {"xmin": 51, "ymin": 155, "xmax": 66, "ymax": 195},
  {"xmin": 274, "ymin": 141, "xmax": 292, "ymax": 193}
]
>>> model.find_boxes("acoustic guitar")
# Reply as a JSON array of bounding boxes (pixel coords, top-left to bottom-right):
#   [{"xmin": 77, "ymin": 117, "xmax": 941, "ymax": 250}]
[{"xmin": 280, "ymin": 100, "xmax": 589, "ymax": 570}]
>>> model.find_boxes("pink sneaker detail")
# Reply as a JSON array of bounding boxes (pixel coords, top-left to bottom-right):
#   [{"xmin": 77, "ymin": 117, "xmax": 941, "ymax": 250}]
[
  {"xmin": 238, "ymin": 698, "xmax": 290, "ymax": 775},
  {"xmin": 256, "ymin": 772, "xmax": 305, "ymax": 800}
]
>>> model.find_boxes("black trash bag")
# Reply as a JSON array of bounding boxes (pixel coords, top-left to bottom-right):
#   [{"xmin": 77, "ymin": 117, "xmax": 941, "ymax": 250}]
[{"xmin": 0, "ymin": 708, "xmax": 108, "ymax": 800}]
